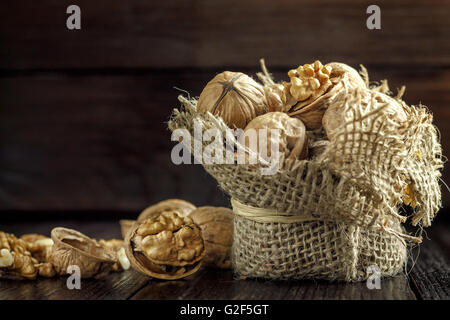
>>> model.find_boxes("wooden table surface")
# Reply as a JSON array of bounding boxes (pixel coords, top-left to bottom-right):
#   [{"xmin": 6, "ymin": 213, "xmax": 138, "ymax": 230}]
[{"xmin": 1, "ymin": 218, "xmax": 449, "ymax": 300}]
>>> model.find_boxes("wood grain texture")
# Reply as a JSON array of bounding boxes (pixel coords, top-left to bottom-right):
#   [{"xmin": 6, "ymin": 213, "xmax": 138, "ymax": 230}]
[
  {"xmin": 0, "ymin": 0, "xmax": 448, "ymax": 69},
  {"xmin": 0, "ymin": 270, "xmax": 149, "ymax": 300},
  {"xmin": 409, "ymin": 225, "xmax": 450, "ymax": 300},
  {"xmin": 1, "ymin": 66, "xmax": 449, "ymax": 211},
  {"xmin": 2, "ymin": 219, "xmax": 449, "ymax": 300},
  {"xmin": 130, "ymin": 268, "xmax": 416, "ymax": 300}
]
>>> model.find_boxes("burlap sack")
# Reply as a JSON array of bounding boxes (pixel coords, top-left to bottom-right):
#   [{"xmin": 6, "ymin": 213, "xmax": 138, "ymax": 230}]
[{"xmin": 168, "ymin": 72, "xmax": 443, "ymax": 281}]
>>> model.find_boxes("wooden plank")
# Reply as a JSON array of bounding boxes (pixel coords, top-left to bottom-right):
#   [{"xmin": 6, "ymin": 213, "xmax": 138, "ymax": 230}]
[
  {"xmin": 0, "ymin": 0, "xmax": 448, "ymax": 69},
  {"xmin": 1, "ymin": 220, "xmax": 448, "ymax": 300},
  {"xmin": 408, "ymin": 224, "xmax": 450, "ymax": 300},
  {"xmin": 0, "ymin": 269, "xmax": 149, "ymax": 300},
  {"xmin": 1, "ymin": 66, "xmax": 449, "ymax": 211},
  {"xmin": 130, "ymin": 266, "xmax": 416, "ymax": 300}
]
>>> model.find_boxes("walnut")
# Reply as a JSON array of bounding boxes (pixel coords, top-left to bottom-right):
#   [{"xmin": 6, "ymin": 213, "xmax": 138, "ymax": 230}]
[
  {"xmin": 98, "ymin": 239, "xmax": 124, "ymax": 252},
  {"xmin": 188, "ymin": 206, "xmax": 233, "ymax": 269},
  {"xmin": 322, "ymin": 89, "xmax": 407, "ymax": 141},
  {"xmin": 125, "ymin": 209, "xmax": 205, "ymax": 280},
  {"xmin": 116, "ymin": 247, "xmax": 131, "ymax": 271},
  {"xmin": 21, "ymin": 234, "xmax": 54, "ymax": 262},
  {"xmin": 97, "ymin": 239, "xmax": 130, "ymax": 271},
  {"xmin": 197, "ymin": 71, "xmax": 268, "ymax": 129},
  {"xmin": 49, "ymin": 228, "xmax": 116, "ymax": 278},
  {"xmin": 137, "ymin": 199, "xmax": 197, "ymax": 222},
  {"xmin": 239, "ymin": 112, "xmax": 308, "ymax": 164},
  {"xmin": 0, "ymin": 248, "xmax": 14, "ymax": 268},
  {"xmin": 37, "ymin": 262, "xmax": 57, "ymax": 278},
  {"xmin": 119, "ymin": 199, "xmax": 197, "ymax": 241},
  {"xmin": 264, "ymin": 83, "xmax": 296, "ymax": 113},
  {"xmin": 0, "ymin": 232, "xmax": 38, "ymax": 279},
  {"xmin": 286, "ymin": 61, "xmax": 333, "ymax": 104}
]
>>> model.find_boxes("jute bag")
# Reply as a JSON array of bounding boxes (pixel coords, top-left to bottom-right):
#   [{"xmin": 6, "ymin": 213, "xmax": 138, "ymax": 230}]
[{"xmin": 168, "ymin": 70, "xmax": 443, "ymax": 281}]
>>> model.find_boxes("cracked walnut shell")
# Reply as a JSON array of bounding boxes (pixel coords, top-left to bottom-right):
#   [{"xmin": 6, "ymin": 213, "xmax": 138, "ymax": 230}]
[
  {"xmin": 120, "ymin": 199, "xmax": 197, "ymax": 239},
  {"xmin": 197, "ymin": 71, "xmax": 267, "ymax": 129},
  {"xmin": 288, "ymin": 61, "xmax": 367, "ymax": 130},
  {"xmin": 49, "ymin": 227, "xmax": 116, "ymax": 278},
  {"xmin": 125, "ymin": 209, "xmax": 205, "ymax": 280},
  {"xmin": 189, "ymin": 206, "xmax": 233, "ymax": 269},
  {"xmin": 137, "ymin": 199, "xmax": 196, "ymax": 222}
]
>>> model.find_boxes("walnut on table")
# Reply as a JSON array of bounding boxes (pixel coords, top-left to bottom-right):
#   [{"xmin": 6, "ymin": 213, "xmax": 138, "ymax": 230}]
[
  {"xmin": 0, "ymin": 232, "xmax": 39, "ymax": 279},
  {"xmin": 125, "ymin": 209, "xmax": 205, "ymax": 280}
]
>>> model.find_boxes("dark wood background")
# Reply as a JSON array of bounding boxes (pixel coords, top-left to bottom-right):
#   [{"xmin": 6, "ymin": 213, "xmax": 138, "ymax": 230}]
[{"xmin": 0, "ymin": 0, "xmax": 449, "ymax": 218}]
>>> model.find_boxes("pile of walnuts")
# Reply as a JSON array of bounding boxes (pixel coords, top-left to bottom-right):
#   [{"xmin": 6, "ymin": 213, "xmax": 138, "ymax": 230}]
[
  {"xmin": 1, "ymin": 199, "xmax": 234, "ymax": 281},
  {"xmin": 123, "ymin": 199, "xmax": 233, "ymax": 280},
  {"xmin": 0, "ymin": 229, "xmax": 129, "ymax": 280},
  {"xmin": 196, "ymin": 60, "xmax": 407, "ymax": 164}
]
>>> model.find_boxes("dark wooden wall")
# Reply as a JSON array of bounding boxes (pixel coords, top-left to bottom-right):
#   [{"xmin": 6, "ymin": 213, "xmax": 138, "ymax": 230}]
[{"xmin": 1, "ymin": 0, "xmax": 449, "ymax": 216}]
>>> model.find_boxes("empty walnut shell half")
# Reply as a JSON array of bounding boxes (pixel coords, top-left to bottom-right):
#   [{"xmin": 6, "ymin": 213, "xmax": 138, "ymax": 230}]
[
  {"xmin": 125, "ymin": 209, "xmax": 205, "ymax": 280},
  {"xmin": 189, "ymin": 206, "xmax": 233, "ymax": 269},
  {"xmin": 49, "ymin": 227, "xmax": 116, "ymax": 278}
]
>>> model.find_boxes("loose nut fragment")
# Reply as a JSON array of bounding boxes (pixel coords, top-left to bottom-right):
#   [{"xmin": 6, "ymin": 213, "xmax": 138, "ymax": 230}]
[
  {"xmin": 97, "ymin": 239, "xmax": 130, "ymax": 271},
  {"xmin": 0, "ymin": 248, "xmax": 14, "ymax": 268},
  {"xmin": 37, "ymin": 262, "xmax": 57, "ymax": 278},
  {"xmin": 49, "ymin": 227, "xmax": 116, "ymax": 278},
  {"xmin": 189, "ymin": 206, "xmax": 233, "ymax": 269},
  {"xmin": 125, "ymin": 209, "xmax": 205, "ymax": 280},
  {"xmin": 239, "ymin": 112, "xmax": 308, "ymax": 164},
  {"xmin": 197, "ymin": 71, "xmax": 268, "ymax": 129},
  {"xmin": 0, "ymin": 232, "xmax": 38, "ymax": 279},
  {"xmin": 117, "ymin": 247, "xmax": 131, "ymax": 270},
  {"xmin": 21, "ymin": 234, "xmax": 54, "ymax": 262},
  {"xmin": 286, "ymin": 60, "xmax": 333, "ymax": 105}
]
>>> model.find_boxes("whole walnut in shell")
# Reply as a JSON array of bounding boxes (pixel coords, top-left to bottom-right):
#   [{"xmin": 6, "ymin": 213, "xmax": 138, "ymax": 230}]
[
  {"xmin": 49, "ymin": 227, "xmax": 116, "ymax": 278},
  {"xmin": 197, "ymin": 71, "xmax": 268, "ymax": 129},
  {"xmin": 125, "ymin": 209, "xmax": 205, "ymax": 280},
  {"xmin": 322, "ymin": 84, "xmax": 408, "ymax": 142},
  {"xmin": 189, "ymin": 206, "xmax": 233, "ymax": 269},
  {"xmin": 239, "ymin": 112, "xmax": 308, "ymax": 163}
]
